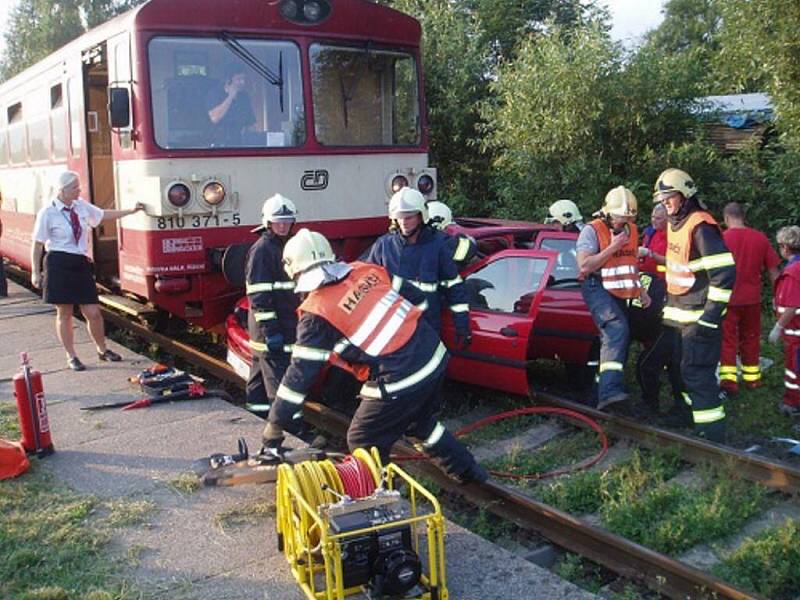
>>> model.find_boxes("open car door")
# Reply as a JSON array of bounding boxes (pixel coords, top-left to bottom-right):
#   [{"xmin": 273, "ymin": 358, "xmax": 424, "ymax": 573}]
[{"xmin": 441, "ymin": 249, "xmax": 557, "ymax": 395}]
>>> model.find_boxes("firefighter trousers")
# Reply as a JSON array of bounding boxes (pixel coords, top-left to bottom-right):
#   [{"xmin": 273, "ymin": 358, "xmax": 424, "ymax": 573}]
[
  {"xmin": 582, "ymin": 278, "xmax": 630, "ymax": 407},
  {"xmin": 783, "ymin": 338, "xmax": 800, "ymax": 409},
  {"xmin": 246, "ymin": 350, "xmax": 290, "ymax": 414},
  {"xmin": 636, "ymin": 325, "xmax": 684, "ymax": 411},
  {"xmin": 347, "ymin": 375, "xmax": 481, "ymax": 482},
  {"xmin": 720, "ymin": 304, "xmax": 762, "ymax": 386},
  {"xmin": 678, "ymin": 324, "xmax": 726, "ymax": 442}
]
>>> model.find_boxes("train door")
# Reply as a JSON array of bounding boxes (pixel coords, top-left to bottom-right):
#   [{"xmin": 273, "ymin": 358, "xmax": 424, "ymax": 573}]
[{"xmin": 82, "ymin": 42, "xmax": 118, "ymax": 281}]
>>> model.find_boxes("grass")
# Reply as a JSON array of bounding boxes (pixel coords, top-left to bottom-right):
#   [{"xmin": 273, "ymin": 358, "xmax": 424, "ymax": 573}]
[
  {"xmin": 213, "ymin": 499, "xmax": 275, "ymax": 530},
  {"xmin": 165, "ymin": 473, "xmax": 201, "ymax": 495},
  {"xmin": 712, "ymin": 519, "xmax": 800, "ymax": 599},
  {"xmin": 536, "ymin": 447, "xmax": 684, "ymax": 515},
  {"xmin": 1, "ymin": 401, "xmax": 151, "ymax": 599},
  {"xmin": 553, "ymin": 553, "xmax": 606, "ymax": 594},
  {"xmin": 602, "ymin": 466, "xmax": 768, "ymax": 556}
]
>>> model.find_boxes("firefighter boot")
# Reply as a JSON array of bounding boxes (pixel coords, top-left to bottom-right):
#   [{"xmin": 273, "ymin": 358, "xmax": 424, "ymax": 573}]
[
  {"xmin": 424, "ymin": 429, "xmax": 488, "ymax": 484},
  {"xmin": 697, "ymin": 421, "xmax": 726, "ymax": 444}
]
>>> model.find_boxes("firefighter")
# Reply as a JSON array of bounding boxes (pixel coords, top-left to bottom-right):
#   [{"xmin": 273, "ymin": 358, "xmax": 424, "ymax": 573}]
[
  {"xmin": 263, "ymin": 228, "xmax": 487, "ymax": 484},
  {"xmin": 363, "ymin": 188, "xmax": 471, "ymax": 346},
  {"xmin": 577, "ymin": 186, "xmax": 651, "ymax": 411},
  {"xmin": 546, "ymin": 199, "xmax": 585, "ymax": 232},
  {"xmin": 654, "ymin": 168, "xmax": 736, "ymax": 443},
  {"xmin": 427, "ymin": 200, "xmax": 477, "ymax": 267},
  {"xmin": 771, "ymin": 226, "xmax": 800, "ymax": 417},
  {"xmin": 245, "ymin": 194, "xmax": 299, "ymax": 423},
  {"xmin": 719, "ymin": 202, "xmax": 780, "ymax": 394}
]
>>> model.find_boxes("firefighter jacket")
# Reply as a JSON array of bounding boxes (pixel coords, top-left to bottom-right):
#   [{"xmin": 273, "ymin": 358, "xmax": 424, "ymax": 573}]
[
  {"xmin": 245, "ymin": 230, "xmax": 298, "ymax": 353},
  {"xmin": 269, "ymin": 262, "xmax": 448, "ymax": 428},
  {"xmin": 363, "ymin": 226, "xmax": 470, "ymax": 335},
  {"xmin": 663, "ymin": 210, "xmax": 736, "ymax": 330},
  {"xmin": 775, "ymin": 257, "xmax": 800, "ymax": 338},
  {"xmin": 445, "ymin": 232, "xmax": 478, "ymax": 268},
  {"xmin": 588, "ymin": 219, "xmax": 641, "ymax": 299}
]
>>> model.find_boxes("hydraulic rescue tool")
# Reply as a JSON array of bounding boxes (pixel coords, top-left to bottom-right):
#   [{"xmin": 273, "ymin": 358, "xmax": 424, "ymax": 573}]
[{"xmin": 13, "ymin": 353, "xmax": 54, "ymax": 456}]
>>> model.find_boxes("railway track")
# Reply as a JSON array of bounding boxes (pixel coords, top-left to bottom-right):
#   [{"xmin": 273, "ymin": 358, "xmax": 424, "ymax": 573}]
[{"xmin": 93, "ymin": 303, "xmax": 800, "ymax": 600}]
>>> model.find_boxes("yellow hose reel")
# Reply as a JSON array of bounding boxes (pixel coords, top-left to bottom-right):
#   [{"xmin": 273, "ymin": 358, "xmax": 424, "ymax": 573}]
[{"xmin": 275, "ymin": 447, "xmax": 448, "ymax": 599}]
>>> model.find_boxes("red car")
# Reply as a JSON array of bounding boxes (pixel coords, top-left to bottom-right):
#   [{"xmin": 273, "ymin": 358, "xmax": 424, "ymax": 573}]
[{"xmin": 225, "ymin": 219, "xmax": 598, "ymax": 396}]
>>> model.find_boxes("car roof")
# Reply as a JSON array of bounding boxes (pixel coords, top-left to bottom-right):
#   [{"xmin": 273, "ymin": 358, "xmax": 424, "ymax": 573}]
[{"xmin": 448, "ymin": 217, "xmax": 563, "ymax": 240}]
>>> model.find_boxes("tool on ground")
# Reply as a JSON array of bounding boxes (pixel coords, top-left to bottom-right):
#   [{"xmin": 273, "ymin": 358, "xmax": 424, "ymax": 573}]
[
  {"xmin": 13, "ymin": 352, "xmax": 54, "ymax": 456},
  {"xmin": 276, "ymin": 447, "xmax": 446, "ymax": 600},
  {"xmin": 130, "ymin": 364, "xmax": 201, "ymax": 397},
  {"xmin": 771, "ymin": 437, "xmax": 800, "ymax": 456},
  {"xmin": 80, "ymin": 382, "xmax": 209, "ymax": 411}
]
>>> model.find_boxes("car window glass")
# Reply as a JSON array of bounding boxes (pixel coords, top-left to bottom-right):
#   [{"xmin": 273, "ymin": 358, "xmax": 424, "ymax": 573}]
[
  {"xmin": 465, "ymin": 256, "xmax": 549, "ymax": 313},
  {"xmin": 540, "ymin": 238, "xmax": 580, "ymax": 285}
]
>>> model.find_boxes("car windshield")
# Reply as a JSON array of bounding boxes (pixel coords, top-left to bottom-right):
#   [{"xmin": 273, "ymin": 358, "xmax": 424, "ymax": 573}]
[
  {"xmin": 464, "ymin": 256, "xmax": 550, "ymax": 314},
  {"xmin": 149, "ymin": 36, "xmax": 305, "ymax": 149},
  {"xmin": 309, "ymin": 43, "xmax": 420, "ymax": 146}
]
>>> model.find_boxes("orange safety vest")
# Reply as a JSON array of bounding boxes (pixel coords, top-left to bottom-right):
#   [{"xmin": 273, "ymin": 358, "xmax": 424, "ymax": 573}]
[
  {"xmin": 299, "ymin": 262, "xmax": 422, "ymax": 381},
  {"xmin": 665, "ymin": 212, "xmax": 718, "ymax": 295},
  {"xmin": 590, "ymin": 219, "xmax": 640, "ymax": 299}
]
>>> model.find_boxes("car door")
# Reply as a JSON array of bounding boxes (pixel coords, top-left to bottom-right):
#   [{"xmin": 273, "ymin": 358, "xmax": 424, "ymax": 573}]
[
  {"xmin": 441, "ymin": 249, "xmax": 556, "ymax": 395},
  {"xmin": 532, "ymin": 231, "xmax": 598, "ymax": 364}
]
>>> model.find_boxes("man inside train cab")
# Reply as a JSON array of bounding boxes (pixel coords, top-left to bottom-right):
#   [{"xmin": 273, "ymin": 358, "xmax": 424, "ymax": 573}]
[
  {"xmin": 263, "ymin": 228, "xmax": 487, "ymax": 484},
  {"xmin": 206, "ymin": 63, "xmax": 256, "ymax": 146},
  {"xmin": 245, "ymin": 194, "xmax": 299, "ymax": 429}
]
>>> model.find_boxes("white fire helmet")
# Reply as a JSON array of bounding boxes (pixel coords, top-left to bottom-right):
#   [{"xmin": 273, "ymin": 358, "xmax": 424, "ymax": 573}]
[
  {"xmin": 258, "ymin": 193, "xmax": 297, "ymax": 231},
  {"xmin": 282, "ymin": 228, "xmax": 337, "ymax": 292},
  {"xmin": 427, "ymin": 201, "xmax": 453, "ymax": 230},
  {"xmin": 389, "ymin": 187, "xmax": 429, "ymax": 223}
]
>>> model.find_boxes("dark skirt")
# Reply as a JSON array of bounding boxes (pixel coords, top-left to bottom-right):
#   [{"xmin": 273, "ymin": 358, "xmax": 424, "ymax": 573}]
[{"xmin": 43, "ymin": 251, "xmax": 99, "ymax": 305}]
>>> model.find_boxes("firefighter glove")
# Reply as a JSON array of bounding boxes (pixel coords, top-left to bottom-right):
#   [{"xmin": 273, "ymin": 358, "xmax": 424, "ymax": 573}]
[
  {"xmin": 266, "ymin": 333, "xmax": 286, "ymax": 353},
  {"xmin": 455, "ymin": 330, "xmax": 472, "ymax": 350},
  {"xmin": 769, "ymin": 323, "xmax": 783, "ymax": 345}
]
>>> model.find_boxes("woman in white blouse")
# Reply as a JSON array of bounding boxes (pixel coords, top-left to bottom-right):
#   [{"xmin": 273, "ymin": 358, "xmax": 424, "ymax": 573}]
[{"xmin": 31, "ymin": 170, "xmax": 144, "ymax": 371}]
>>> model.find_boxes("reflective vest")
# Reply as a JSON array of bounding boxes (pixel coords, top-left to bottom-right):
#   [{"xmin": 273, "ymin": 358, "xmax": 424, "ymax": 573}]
[
  {"xmin": 590, "ymin": 219, "xmax": 640, "ymax": 299},
  {"xmin": 299, "ymin": 262, "xmax": 423, "ymax": 380},
  {"xmin": 665, "ymin": 212, "xmax": 719, "ymax": 295}
]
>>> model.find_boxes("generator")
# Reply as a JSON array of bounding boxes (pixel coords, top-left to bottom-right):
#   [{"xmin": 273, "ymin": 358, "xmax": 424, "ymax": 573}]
[{"xmin": 276, "ymin": 447, "xmax": 447, "ymax": 599}]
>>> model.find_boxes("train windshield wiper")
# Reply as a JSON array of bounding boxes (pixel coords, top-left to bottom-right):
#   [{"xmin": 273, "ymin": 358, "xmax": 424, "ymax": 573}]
[{"xmin": 219, "ymin": 31, "xmax": 284, "ymax": 112}]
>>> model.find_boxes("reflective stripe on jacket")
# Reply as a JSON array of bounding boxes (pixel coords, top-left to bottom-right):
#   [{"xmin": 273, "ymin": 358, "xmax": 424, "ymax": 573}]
[
  {"xmin": 589, "ymin": 219, "xmax": 641, "ymax": 299},
  {"xmin": 665, "ymin": 212, "xmax": 718, "ymax": 295}
]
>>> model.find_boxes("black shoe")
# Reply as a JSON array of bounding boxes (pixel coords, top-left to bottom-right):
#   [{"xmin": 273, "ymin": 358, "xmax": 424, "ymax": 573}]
[
  {"xmin": 661, "ymin": 411, "xmax": 692, "ymax": 428},
  {"xmin": 456, "ymin": 462, "xmax": 489, "ymax": 485},
  {"xmin": 68, "ymin": 357, "xmax": 86, "ymax": 371},
  {"xmin": 98, "ymin": 349, "xmax": 122, "ymax": 362}
]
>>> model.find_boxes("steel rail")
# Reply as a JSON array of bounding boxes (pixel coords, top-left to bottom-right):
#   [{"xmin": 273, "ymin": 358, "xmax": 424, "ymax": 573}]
[
  {"xmin": 533, "ymin": 389, "xmax": 800, "ymax": 495},
  {"xmin": 94, "ymin": 308, "xmax": 763, "ymax": 600}
]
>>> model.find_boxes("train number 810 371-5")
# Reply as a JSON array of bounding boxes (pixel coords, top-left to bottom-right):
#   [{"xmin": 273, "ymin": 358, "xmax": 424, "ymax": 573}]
[{"xmin": 156, "ymin": 213, "xmax": 241, "ymax": 229}]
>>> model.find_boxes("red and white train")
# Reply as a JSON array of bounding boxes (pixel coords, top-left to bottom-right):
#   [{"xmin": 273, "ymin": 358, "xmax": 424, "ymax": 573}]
[{"xmin": 0, "ymin": 0, "xmax": 436, "ymax": 328}]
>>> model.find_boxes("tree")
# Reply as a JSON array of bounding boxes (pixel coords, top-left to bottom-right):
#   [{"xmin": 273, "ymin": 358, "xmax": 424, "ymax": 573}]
[{"xmin": 0, "ymin": 0, "xmax": 143, "ymax": 82}]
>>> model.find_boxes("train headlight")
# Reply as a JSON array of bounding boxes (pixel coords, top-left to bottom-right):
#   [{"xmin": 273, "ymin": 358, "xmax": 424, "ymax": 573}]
[
  {"xmin": 202, "ymin": 181, "xmax": 226, "ymax": 206},
  {"xmin": 279, "ymin": 0, "xmax": 330, "ymax": 24},
  {"xmin": 391, "ymin": 175, "xmax": 409, "ymax": 194},
  {"xmin": 417, "ymin": 174, "xmax": 435, "ymax": 195},
  {"xmin": 167, "ymin": 183, "xmax": 191, "ymax": 208}
]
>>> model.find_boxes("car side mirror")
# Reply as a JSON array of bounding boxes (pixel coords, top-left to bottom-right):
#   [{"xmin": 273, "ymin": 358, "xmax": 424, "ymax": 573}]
[{"xmin": 108, "ymin": 87, "xmax": 130, "ymax": 128}]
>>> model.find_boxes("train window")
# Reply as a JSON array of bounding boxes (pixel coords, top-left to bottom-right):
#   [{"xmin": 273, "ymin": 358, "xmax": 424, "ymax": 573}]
[
  {"xmin": 28, "ymin": 115, "xmax": 50, "ymax": 162},
  {"xmin": 148, "ymin": 36, "xmax": 305, "ymax": 150},
  {"xmin": 310, "ymin": 44, "xmax": 421, "ymax": 147},
  {"xmin": 7, "ymin": 102, "xmax": 25, "ymax": 164},
  {"xmin": 67, "ymin": 77, "xmax": 82, "ymax": 157},
  {"xmin": 50, "ymin": 85, "xmax": 63, "ymax": 109},
  {"xmin": 50, "ymin": 84, "xmax": 66, "ymax": 159}
]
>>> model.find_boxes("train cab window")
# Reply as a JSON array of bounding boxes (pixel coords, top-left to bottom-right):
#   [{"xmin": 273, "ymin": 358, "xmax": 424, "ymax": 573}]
[
  {"xmin": 464, "ymin": 256, "xmax": 550, "ymax": 314},
  {"xmin": 540, "ymin": 237, "xmax": 580, "ymax": 287},
  {"xmin": 149, "ymin": 36, "xmax": 305, "ymax": 150},
  {"xmin": 7, "ymin": 102, "xmax": 26, "ymax": 164},
  {"xmin": 310, "ymin": 44, "xmax": 421, "ymax": 147}
]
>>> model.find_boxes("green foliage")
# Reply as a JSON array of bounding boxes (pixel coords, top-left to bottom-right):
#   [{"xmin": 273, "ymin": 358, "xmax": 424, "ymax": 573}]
[
  {"xmin": 713, "ymin": 519, "xmax": 800, "ymax": 600},
  {"xmin": 553, "ymin": 553, "xmax": 605, "ymax": 593},
  {"xmin": 602, "ymin": 469, "xmax": 767, "ymax": 555},
  {"xmin": 0, "ymin": 0, "xmax": 144, "ymax": 82}
]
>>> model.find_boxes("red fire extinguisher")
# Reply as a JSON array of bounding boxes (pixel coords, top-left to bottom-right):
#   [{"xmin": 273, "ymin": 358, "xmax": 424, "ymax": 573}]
[{"xmin": 13, "ymin": 352, "xmax": 54, "ymax": 456}]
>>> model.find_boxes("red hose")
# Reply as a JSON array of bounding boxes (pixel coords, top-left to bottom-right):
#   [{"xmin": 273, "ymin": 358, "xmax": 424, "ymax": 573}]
[
  {"xmin": 336, "ymin": 455, "xmax": 376, "ymax": 498},
  {"xmin": 393, "ymin": 406, "xmax": 608, "ymax": 481}
]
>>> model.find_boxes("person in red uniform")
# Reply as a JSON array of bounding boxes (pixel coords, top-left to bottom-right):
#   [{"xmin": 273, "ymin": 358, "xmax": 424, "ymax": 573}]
[
  {"xmin": 770, "ymin": 226, "xmax": 800, "ymax": 416},
  {"xmin": 638, "ymin": 203, "xmax": 668, "ymax": 279},
  {"xmin": 719, "ymin": 203, "xmax": 780, "ymax": 394}
]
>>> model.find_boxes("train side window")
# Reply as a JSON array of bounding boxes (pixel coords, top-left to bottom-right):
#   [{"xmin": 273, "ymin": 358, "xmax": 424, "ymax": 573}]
[
  {"xmin": 7, "ymin": 102, "xmax": 26, "ymax": 164},
  {"xmin": 67, "ymin": 77, "xmax": 82, "ymax": 157},
  {"xmin": 50, "ymin": 84, "xmax": 67, "ymax": 159}
]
